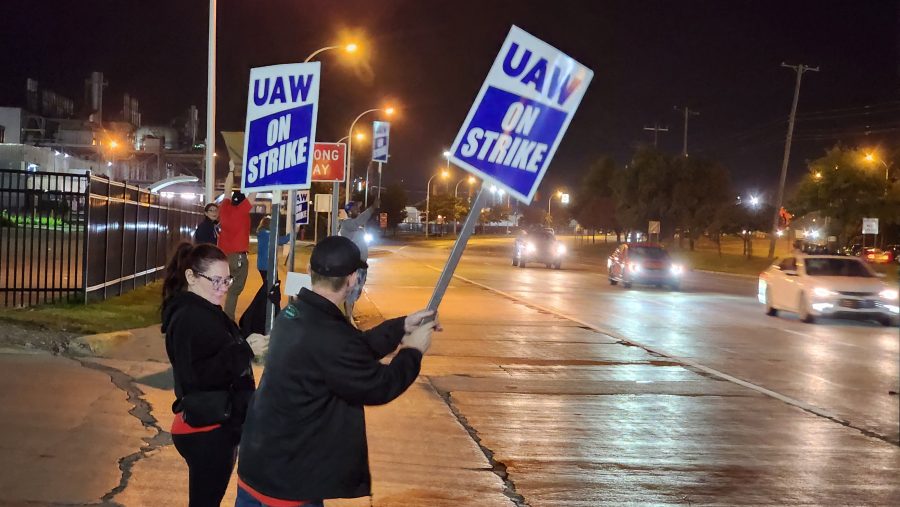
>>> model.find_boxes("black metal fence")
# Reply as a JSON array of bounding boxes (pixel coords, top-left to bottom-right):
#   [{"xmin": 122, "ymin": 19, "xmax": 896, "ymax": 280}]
[{"xmin": 1, "ymin": 169, "xmax": 201, "ymax": 307}]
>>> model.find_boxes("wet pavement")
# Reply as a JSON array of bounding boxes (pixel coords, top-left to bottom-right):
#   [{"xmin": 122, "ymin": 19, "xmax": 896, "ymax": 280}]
[
  {"xmin": 361, "ymin": 240, "xmax": 900, "ymax": 505},
  {"xmin": 1, "ymin": 238, "xmax": 898, "ymax": 505}
]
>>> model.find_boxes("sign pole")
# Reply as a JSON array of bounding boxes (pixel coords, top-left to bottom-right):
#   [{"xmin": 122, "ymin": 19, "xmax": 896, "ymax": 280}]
[
  {"xmin": 288, "ymin": 189, "xmax": 297, "ymax": 271},
  {"xmin": 377, "ymin": 162, "xmax": 383, "ymax": 202},
  {"xmin": 330, "ymin": 182, "xmax": 339, "ymax": 235},
  {"xmin": 265, "ymin": 191, "xmax": 282, "ymax": 334},
  {"xmin": 427, "ymin": 186, "xmax": 488, "ymax": 312}
]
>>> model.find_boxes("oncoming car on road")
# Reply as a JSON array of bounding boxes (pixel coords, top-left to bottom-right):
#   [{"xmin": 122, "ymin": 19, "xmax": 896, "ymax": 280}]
[
  {"xmin": 607, "ymin": 243, "xmax": 684, "ymax": 290},
  {"xmin": 758, "ymin": 255, "xmax": 899, "ymax": 326},
  {"xmin": 513, "ymin": 229, "xmax": 565, "ymax": 269}
]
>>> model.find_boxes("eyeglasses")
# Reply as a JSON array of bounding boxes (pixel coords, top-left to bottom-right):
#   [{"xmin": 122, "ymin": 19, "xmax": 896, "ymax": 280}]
[{"xmin": 195, "ymin": 272, "xmax": 234, "ymax": 289}]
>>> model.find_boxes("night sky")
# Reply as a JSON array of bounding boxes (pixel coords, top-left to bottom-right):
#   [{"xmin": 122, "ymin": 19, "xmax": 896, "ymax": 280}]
[{"xmin": 1, "ymin": 0, "xmax": 898, "ymax": 202}]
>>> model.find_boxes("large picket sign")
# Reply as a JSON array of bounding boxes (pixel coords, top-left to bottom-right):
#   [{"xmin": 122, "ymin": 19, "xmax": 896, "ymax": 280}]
[
  {"xmin": 241, "ymin": 62, "xmax": 320, "ymax": 192},
  {"xmin": 428, "ymin": 27, "xmax": 593, "ymax": 312},
  {"xmin": 449, "ymin": 26, "xmax": 593, "ymax": 204}
]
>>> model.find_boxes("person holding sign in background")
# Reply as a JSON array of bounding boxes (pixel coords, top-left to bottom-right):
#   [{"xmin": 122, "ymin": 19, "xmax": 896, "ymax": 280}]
[
  {"xmin": 219, "ymin": 161, "xmax": 257, "ymax": 320},
  {"xmin": 338, "ymin": 200, "xmax": 377, "ymax": 321}
]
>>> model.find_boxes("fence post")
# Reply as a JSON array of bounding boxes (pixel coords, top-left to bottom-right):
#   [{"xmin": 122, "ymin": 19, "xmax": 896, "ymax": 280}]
[{"xmin": 82, "ymin": 172, "xmax": 92, "ymax": 304}]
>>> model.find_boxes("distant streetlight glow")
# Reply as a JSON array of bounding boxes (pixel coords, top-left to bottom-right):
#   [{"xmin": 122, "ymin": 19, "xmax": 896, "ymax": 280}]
[
  {"xmin": 109, "ymin": 141, "xmax": 119, "ymax": 149},
  {"xmin": 749, "ymin": 195, "xmax": 760, "ymax": 207},
  {"xmin": 345, "ymin": 43, "xmax": 359, "ymax": 53},
  {"xmin": 385, "ymin": 107, "xmax": 396, "ymax": 116},
  {"xmin": 355, "ymin": 132, "xmax": 365, "ymax": 141},
  {"xmin": 443, "ymin": 150, "xmax": 451, "ymax": 158}
]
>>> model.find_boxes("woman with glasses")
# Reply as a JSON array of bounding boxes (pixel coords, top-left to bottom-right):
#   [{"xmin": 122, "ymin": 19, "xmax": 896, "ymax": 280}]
[{"xmin": 161, "ymin": 242, "xmax": 265, "ymax": 507}]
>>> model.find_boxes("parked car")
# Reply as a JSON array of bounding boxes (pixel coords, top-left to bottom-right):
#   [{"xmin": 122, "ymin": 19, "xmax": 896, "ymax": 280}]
[
  {"xmin": 607, "ymin": 243, "xmax": 683, "ymax": 290},
  {"xmin": 861, "ymin": 247, "xmax": 893, "ymax": 264},
  {"xmin": 513, "ymin": 229, "xmax": 565, "ymax": 269},
  {"xmin": 758, "ymin": 255, "xmax": 899, "ymax": 326}
]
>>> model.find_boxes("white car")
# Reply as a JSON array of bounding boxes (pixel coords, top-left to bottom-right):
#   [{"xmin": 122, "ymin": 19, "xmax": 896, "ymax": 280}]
[{"xmin": 758, "ymin": 255, "xmax": 899, "ymax": 326}]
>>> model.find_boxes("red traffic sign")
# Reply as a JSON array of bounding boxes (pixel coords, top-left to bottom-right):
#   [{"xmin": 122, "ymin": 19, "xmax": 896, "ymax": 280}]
[{"xmin": 311, "ymin": 142, "xmax": 346, "ymax": 182}]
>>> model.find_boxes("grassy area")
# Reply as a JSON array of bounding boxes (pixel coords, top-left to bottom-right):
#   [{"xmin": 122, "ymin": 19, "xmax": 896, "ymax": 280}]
[{"xmin": 0, "ymin": 282, "xmax": 164, "ymax": 334}]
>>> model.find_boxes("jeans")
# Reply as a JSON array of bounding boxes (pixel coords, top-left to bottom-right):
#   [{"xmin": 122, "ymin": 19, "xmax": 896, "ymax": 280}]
[
  {"xmin": 225, "ymin": 252, "xmax": 249, "ymax": 320},
  {"xmin": 235, "ymin": 486, "xmax": 324, "ymax": 507},
  {"xmin": 172, "ymin": 426, "xmax": 238, "ymax": 507}
]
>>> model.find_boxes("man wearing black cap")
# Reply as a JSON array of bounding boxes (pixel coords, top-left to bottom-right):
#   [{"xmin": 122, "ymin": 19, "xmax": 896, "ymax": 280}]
[{"xmin": 235, "ymin": 236, "xmax": 437, "ymax": 507}]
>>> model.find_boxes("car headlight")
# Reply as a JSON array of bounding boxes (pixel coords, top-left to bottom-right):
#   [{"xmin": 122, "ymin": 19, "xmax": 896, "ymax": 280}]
[
  {"xmin": 629, "ymin": 262, "xmax": 641, "ymax": 272},
  {"xmin": 526, "ymin": 242, "xmax": 536, "ymax": 253},
  {"xmin": 879, "ymin": 289, "xmax": 899, "ymax": 300},
  {"xmin": 364, "ymin": 232, "xmax": 373, "ymax": 244},
  {"xmin": 556, "ymin": 244, "xmax": 566, "ymax": 255},
  {"xmin": 812, "ymin": 287, "xmax": 836, "ymax": 298},
  {"xmin": 670, "ymin": 264, "xmax": 684, "ymax": 276}
]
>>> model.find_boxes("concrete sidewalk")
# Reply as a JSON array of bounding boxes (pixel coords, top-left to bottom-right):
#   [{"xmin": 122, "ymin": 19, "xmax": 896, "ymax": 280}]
[{"xmin": 36, "ymin": 249, "xmax": 511, "ymax": 506}]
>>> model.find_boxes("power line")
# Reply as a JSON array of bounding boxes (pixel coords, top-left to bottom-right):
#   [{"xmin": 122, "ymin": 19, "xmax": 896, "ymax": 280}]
[{"xmin": 642, "ymin": 123, "xmax": 669, "ymax": 147}]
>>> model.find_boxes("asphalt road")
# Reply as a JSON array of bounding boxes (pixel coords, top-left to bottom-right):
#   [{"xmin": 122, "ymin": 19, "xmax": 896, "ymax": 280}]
[{"xmin": 363, "ymin": 238, "xmax": 900, "ymax": 505}]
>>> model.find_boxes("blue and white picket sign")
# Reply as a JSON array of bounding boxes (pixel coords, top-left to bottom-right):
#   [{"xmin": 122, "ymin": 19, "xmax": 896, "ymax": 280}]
[
  {"xmin": 449, "ymin": 26, "xmax": 593, "ymax": 204},
  {"xmin": 372, "ymin": 121, "xmax": 390, "ymax": 163},
  {"xmin": 241, "ymin": 62, "xmax": 320, "ymax": 192},
  {"xmin": 295, "ymin": 190, "xmax": 309, "ymax": 225}
]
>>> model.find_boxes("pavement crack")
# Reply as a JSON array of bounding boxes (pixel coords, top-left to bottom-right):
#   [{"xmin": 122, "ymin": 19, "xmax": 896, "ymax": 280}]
[
  {"xmin": 73, "ymin": 359, "xmax": 169, "ymax": 504},
  {"xmin": 425, "ymin": 377, "xmax": 527, "ymax": 507}
]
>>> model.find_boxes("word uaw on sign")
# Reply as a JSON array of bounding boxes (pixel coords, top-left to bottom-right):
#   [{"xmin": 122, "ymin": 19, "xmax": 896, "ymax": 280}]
[{"xmin": 311, "ymin": 142, "xmax": 346, "ymax": 182}]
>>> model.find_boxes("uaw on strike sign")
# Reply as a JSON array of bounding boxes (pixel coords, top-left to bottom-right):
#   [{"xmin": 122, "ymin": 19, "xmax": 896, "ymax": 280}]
[
  {"xmin": 241, "ymin": 62, "xmax": 320, "ymax": 192},
  {"xmin": 449, "ymin": 26, "xmax": 593, "ymax": 204}
]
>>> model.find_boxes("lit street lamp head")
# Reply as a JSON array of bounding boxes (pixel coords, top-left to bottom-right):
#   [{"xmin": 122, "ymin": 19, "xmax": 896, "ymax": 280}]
[
  {"xmin": 345, "ymin": 43, "xmax": 358, "ymax": 53},
  {"xmin": 355, "ymin": 132, "xmax": 365, "ymax": 141},
  {"xmin": 443, "ymin": 150, "xmax": 451, "ymax": 158},
  {"xmin": 385, "ymin": 107, "xmax": 395, "ymax": 116}
]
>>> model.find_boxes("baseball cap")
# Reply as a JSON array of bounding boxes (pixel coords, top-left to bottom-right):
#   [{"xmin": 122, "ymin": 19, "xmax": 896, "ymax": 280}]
[{"xmin": 310, "ymin": 236, "xmax": 368, "ymax": 277}]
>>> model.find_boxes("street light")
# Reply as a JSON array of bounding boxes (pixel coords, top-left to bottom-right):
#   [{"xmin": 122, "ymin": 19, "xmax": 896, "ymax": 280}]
[
  {"xmin": 304, "ymin": 42, "xmax": 359, "ymax": 63},
  {"xmin": 346, "ymin": 107, "xmax": 394, "ymax": 206},
  {"xmin": 864, "ymin": 152, "xmax": 890, "ymax": 181},
  {"xmin": 548, "ymin": 189, "xmax": 564, "ymax": 215},
  {"xmin": 748, "ymin": 195, "xmax": 760, "ymax": 208},
  {"xmin": 453, "ymin": 175, "xmax": 477, "ymax": 236},
  {"xmin": 425, "ymin": 169, "xmax": 450, "ymax": 238}
]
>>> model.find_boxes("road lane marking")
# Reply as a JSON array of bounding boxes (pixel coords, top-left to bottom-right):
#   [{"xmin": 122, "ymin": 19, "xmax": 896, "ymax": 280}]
[{"xmin": 407, "ymin": 257, "xmax": 898, "ymax": 447}]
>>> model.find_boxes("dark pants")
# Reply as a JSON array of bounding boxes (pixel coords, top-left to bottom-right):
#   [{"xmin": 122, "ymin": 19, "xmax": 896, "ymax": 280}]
[
  {"xmin": 173, "ymin": 426, "xmax": 239, "ymax": 507},
  {"xmin": 259, "ymin": 270, "xmax": 268, "ymax": 283}
]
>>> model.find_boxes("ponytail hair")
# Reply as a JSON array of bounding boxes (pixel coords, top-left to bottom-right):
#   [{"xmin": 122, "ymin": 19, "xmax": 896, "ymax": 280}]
[{"xmin": 162, "ymin": 242, "xmax": 228, "ymax": 302}]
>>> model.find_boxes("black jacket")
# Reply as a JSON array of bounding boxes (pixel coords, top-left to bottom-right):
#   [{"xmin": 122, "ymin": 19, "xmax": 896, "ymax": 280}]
[
  {"xmin": 162, "ymin": 291, "xmax": 255, "ymax": 432},
  {"xmin": 237, "ymin": 288, "xmax": 422, "ymax": 501},
  {"xmin": 193, "ymin": 217, "xmax": 218, "ymax": 245}
]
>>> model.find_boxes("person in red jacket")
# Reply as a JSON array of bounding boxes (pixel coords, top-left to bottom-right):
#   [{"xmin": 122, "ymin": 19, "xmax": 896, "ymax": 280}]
[{"xmin": 218, "ymin": 161, "xmax": 257, "ymax": 320}]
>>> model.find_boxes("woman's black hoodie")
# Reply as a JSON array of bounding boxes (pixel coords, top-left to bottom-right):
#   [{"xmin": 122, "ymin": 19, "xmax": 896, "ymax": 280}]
[{"xmin": 162, "ymin": 291, "xmax": 255, "ymax": 431}]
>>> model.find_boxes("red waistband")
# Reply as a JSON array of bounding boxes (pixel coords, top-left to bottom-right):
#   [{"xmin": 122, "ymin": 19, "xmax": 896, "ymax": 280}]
[
  {"xmin": 170, "ymin": 411, "xmax": 221, "ymax": 435},
  {"xmin": 237, "ymin": 478, "xmax": 310, "ymax": 507}
]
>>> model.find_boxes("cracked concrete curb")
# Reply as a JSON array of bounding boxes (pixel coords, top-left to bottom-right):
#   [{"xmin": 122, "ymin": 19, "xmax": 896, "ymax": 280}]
[
  {"xmin": 73, "ymin": 358, "xmax": 169, "ymax": 505},
  {"xmin": 427, "ymin": 378, "xmax": 528, "ymax": 507}
]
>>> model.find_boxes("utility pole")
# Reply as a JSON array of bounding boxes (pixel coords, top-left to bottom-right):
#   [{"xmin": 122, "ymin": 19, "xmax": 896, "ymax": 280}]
[
  {"xmin": 642, "ymin": 123, "xmax": 669, "ymax": 148},
  {"xmin": 674, "ymin": 106, "xmax": 699, "ymax": 156},
  {"xmin": 768, "ymin": 62, "xmax": 819, "ymax": 260}
]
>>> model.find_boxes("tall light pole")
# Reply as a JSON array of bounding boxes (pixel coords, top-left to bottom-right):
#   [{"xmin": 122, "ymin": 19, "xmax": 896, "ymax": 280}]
[
  {"xmin": 548, "ymin": 190, "xmax": 563, "ymax": 216},
  {"xmin": 768, "ymin": 62, "xmax": 819, "ymax": 260},
  {"xmin": 425, "ymin": 170, "xmax": 449, "ymax": 238},
  {"xmin": 865, "ymin": 152, "xmax": 890, "ymax": 181},
  {"xmin": 346, "ymin": 107, "xmax": 394, "ymax": 206},
  {"xmin": 453, "ymin": 176, "xmax": 476, "ymax": 236},
  {"xmin": 204, "ymin": 0, "xmax": 217, "ymax": 203}
]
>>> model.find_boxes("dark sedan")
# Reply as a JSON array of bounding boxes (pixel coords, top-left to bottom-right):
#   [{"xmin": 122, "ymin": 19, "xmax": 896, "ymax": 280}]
[
  {"xmin": 607, "ymin": 243, "xmax": 684, "ymax": 290},
  {"xmin": 513, "ymin": 230, "xmax": 566, "ymax": 269}
]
